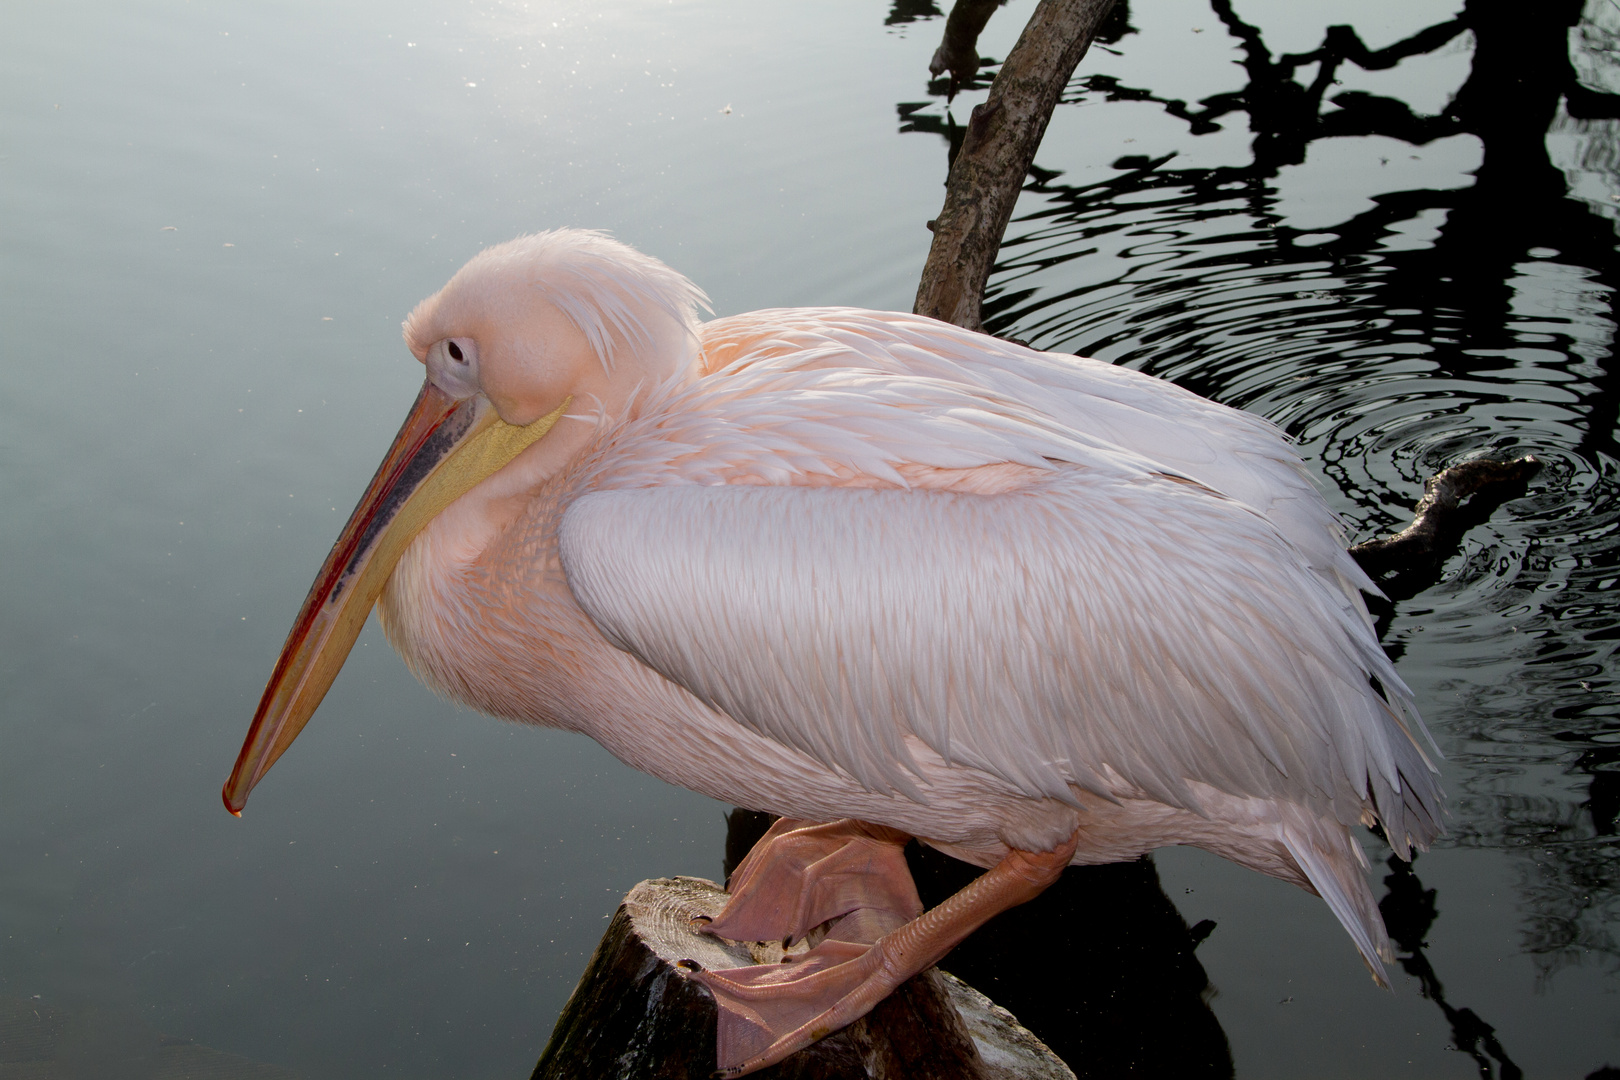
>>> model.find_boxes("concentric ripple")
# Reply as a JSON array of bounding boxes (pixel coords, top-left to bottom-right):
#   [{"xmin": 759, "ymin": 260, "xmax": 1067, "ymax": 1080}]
[{"xmin": 982, "ymin": 155, "xmax": 1620, "ymax": 975}]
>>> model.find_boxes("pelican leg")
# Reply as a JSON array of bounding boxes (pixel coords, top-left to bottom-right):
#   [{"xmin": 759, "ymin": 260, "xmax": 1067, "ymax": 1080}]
[{"xmin": 691, "ymin": 822, "xmax": 1080, "ymax": 1077}]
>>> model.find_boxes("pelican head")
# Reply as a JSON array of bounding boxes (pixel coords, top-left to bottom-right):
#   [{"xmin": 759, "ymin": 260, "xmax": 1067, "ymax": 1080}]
[{"xmin": 222, "ymin": 230, "xmax": 708, "ymax": 814}]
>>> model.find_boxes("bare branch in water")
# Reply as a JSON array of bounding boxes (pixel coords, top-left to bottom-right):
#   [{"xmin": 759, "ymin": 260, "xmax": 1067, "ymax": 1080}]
[
  {"xmin": 1351, "ymin": 457, "xmax": 1542, "ymax": 579},
  {"xmin": 928, "ymin": 0, "xmax": 1006, "ymax": 100}
]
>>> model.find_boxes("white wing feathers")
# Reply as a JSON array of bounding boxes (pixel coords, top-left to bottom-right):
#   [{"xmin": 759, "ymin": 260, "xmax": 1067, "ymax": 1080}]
[{"xmin": 557, "ymin": 309, "xmax": 1443, "ymax": 856}]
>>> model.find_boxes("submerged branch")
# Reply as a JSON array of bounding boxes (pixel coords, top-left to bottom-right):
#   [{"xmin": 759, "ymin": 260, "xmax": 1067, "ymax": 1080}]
[{"xmin": 1350, "ymin": 456, "xmax": 1543, "ymax": 579}]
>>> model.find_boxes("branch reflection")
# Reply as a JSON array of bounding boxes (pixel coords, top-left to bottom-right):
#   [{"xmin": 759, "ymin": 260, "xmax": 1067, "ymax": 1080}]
[{"xmin": 898, "ymin": 0, "xmax": 1620, "ymax": 986}]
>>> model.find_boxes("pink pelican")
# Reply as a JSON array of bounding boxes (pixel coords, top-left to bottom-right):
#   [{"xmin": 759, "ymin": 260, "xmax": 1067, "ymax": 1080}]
[{"xmin": 224, "ymin": 229, "xmax": 1442, "ymax": 1076}]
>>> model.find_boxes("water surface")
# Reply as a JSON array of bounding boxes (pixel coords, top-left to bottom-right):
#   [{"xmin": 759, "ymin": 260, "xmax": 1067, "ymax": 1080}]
[{"xmin": 2, "ymin": 0, "xmax": 1616, "ymax": 1077}]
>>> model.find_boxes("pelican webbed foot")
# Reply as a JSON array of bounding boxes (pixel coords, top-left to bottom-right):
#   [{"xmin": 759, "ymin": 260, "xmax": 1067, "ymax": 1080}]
[{"xmin": 687, "ymin": 817, "xmax": 1078, "ymax": 1076}]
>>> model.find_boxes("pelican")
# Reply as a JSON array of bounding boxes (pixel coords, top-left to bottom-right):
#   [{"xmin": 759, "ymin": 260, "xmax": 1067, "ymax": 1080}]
[{"xmin": 225, "ymin": 229, "xmax": 1442, "ymax": 1076}]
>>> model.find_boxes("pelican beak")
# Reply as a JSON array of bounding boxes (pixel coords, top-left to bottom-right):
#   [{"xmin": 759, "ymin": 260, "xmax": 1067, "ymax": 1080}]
[{"xmin": 223, "ymin": 382, "xmax": 570, "ymax": 815}]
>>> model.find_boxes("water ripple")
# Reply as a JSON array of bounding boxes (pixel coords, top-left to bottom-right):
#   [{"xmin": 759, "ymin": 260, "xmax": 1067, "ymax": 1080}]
[{"xmin": 974, "ymin": 136, "xmax": 1620, "ymax": 975}]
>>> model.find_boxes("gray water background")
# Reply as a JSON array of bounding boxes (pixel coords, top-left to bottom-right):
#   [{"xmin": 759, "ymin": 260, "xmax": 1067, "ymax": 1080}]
[{"xmin": 2, "ymin": 0, "xmax": 1617, "ymax": 1076}]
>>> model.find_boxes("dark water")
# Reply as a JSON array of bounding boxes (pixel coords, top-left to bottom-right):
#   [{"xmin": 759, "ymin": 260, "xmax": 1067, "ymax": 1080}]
[{"xmin": 2, "ymin": 0, "xmax": 1617, "ymax": 1077}]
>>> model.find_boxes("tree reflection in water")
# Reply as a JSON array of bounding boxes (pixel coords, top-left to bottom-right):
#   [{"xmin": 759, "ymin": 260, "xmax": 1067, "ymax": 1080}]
[
  {"xmin": 1380, "ymin": 853, "xmax": 1523, "ymax": 1080},
  {"xmin": 885, "ymin": 0, "xmax": 1620, "ymax": 1072}
]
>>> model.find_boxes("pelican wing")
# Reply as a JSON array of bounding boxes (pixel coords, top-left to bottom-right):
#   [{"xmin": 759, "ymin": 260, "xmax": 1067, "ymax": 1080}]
[
  {"xmin": 696, "ymin": 309, "xmax": 1376, "ymax": 605},
  {"xmin": 559, "ymin": 449, "xmax": 1441, "ymax": 857}
]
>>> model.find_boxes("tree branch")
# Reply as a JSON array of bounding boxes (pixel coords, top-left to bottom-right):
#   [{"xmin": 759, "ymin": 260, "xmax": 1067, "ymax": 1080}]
[
  {"xmin": 928, "ymin": 0, "xmax": 1006, "ymax": 99},
  {"xmin": 915, "ymin": 0, "xmax": 1118, "ymax": 331}
]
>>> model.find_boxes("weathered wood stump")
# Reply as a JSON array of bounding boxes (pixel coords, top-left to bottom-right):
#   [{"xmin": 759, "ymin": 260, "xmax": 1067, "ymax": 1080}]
[{"xmin": 532, "ymin": 876, "xmax": 1075, "ymax": 1080}]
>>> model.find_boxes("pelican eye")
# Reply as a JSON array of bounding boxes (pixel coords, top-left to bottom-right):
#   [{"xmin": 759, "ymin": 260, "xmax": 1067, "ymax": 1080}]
[{"xmin": 426, "ymin": 337, "xmax": 480, "ymax": 399}]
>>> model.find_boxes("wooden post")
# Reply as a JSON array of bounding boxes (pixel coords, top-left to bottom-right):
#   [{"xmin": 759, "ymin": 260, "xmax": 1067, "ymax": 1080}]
[{"xmin": 532, "ymin": 877, "xmax": 1075, "ymax": 1080}]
